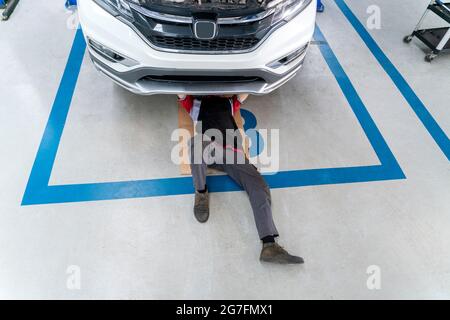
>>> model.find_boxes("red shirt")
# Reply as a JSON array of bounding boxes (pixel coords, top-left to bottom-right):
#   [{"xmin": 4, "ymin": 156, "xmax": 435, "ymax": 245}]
[{"xmin": 179, "ymin": 95, "xmax": 241, "ymax": 120}]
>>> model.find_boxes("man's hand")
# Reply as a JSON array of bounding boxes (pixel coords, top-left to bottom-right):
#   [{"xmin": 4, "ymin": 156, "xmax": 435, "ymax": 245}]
[{"xmin": 237, "ymin": 94, "xmax": 249, "ymax": 103}]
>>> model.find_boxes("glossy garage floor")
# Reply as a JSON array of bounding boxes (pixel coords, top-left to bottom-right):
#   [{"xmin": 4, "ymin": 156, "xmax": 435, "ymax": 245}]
[{"xmin": 0, "ymin": 0, "xmax": 449, "ymax": 299}]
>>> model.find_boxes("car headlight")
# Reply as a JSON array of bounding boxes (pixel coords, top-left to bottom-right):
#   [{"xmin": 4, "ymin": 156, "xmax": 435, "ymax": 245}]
[
  {"xmin": 92, "ymin": 0, "xmax": 138, "ymax": 20},
  {"xmin": 269, "ymin": 0, "xmax": 313, "ymax": 25}
]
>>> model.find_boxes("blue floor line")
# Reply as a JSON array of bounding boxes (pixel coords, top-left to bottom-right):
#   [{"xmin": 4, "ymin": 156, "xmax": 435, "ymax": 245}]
[
  {"xmin": 22, "ymin": 28, "xmax": 86, "ymax": 204},
  {"xmin": 21, "ymin": 25, "xmax": 405, "ymax": 206},
  {"xmin": 335, "ymin": 0, "xmax": 450, "ymax": 161}
]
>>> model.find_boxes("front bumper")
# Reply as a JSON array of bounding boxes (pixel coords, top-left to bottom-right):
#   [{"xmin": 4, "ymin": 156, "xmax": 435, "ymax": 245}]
[
  {"xmin": 88, "ymin": 49, "xmax": 305, "ymax": 95},
  {"xmin": 78, "ymin": 0, "xmax": 316, "ymax": 95}
]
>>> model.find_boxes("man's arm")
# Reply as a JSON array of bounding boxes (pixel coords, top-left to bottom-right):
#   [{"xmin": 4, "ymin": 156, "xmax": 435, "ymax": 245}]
[
  {"xmin": 178, "ymin": 94, "xmax": 194, "ymax": 114},
  {"xmin": 237, "ymin": 94, "xmax": 249, "ymax": 103},
  {"xmin": 178, "ymin": 94, "xmax": 202, "ymax": 122},
  {"xmin": 231, "ymin": 94, "xmax": 249, "ymax": 115}
]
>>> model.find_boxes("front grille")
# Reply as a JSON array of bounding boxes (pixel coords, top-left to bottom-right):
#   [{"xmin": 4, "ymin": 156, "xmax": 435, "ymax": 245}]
[
  {"xmin": 130, "ymin": 4, "xmax": 274, "ymax": 53},
  {"xmin": 150, "ymin": 35, "xmax": 260, "ymax": 51}
]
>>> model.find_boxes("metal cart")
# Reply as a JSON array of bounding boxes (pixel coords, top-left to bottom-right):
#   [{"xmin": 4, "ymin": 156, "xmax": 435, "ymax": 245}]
[
  {"xmin": 1, "ymin": 0, "xmax": 20, "ymax": 20},
  {"xmin": 404, "ymin": 0, "xmax": 450, "ymax": 62}
]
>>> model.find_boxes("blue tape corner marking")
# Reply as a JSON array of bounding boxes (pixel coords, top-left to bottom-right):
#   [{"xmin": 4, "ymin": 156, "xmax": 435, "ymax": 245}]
[
  {"xmin": 21, "ymin": 25, "xmax": 405, "ymax": 205},
  {"xmin": 335, "ymin": 0, "xmax": 449, "ymax": 161}
]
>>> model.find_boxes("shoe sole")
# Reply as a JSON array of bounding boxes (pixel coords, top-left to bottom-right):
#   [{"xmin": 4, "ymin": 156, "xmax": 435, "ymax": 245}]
[
  {"xmin": 194, "ymin": 209, "xmax": 209, "ymax": 223},
  {"xmin": 260, "ymin": 257, "xmax": 304, "ymax": 265}
]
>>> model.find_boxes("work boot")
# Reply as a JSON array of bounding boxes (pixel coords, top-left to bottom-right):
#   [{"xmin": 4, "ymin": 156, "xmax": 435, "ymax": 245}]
[
  {"xmin": 194, "ymin": 191, "xmax": 209, "ymax": 223},
  {"xmin": 260, "ymin": 243, "xmax": 304, "ymax": 264}
]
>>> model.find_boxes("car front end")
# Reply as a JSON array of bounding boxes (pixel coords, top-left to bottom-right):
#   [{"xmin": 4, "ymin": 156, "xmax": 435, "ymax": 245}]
[{"xmin": 78, "ymin": 0, "xmax": 317, "ymax": 95}]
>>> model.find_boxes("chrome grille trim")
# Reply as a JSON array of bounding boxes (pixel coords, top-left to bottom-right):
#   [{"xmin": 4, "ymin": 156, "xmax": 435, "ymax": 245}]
[
  {"xmin": 129, "ymin": 3, "xmax": 192, "ymax": 24},
  {"xmin": 217, "ymin": 9, "xmax": 275, "ymax": 24},
  {"xmin": 129, "ymin": 2, "xmax": 274, "ymax": 25}
]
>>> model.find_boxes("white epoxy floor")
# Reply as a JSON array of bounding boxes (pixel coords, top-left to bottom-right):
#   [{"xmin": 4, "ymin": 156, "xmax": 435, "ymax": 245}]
[{"xmin": 0, "ymin": 0, "xmax": 449, "ymax": 299}]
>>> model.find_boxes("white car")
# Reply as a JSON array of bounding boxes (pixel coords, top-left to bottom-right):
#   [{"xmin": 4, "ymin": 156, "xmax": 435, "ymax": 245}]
[{"xmin": 78, "ymin": 0, "xmax": 316, "ymax": 95}]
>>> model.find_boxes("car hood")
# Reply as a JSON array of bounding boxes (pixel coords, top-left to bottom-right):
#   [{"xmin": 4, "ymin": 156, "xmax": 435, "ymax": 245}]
[{"xmin": 137, "ymin": 0, "xmax": 271, "ymax": 17}]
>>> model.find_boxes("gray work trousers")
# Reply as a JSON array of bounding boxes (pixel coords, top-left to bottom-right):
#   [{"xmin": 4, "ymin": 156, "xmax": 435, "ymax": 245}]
[{"xmin": 189, "ymin": 137, "xmax": 279, "ymax": 239}]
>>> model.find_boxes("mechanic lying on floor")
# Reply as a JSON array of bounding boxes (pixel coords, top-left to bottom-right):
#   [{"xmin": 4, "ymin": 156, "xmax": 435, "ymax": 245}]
[{"xmin": 178, "ymin": 94, "xmax": 304, "ymax": 265}]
